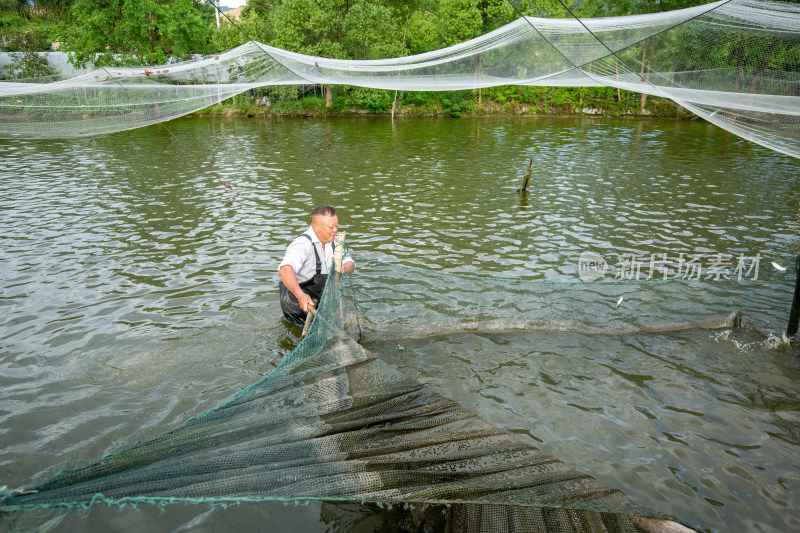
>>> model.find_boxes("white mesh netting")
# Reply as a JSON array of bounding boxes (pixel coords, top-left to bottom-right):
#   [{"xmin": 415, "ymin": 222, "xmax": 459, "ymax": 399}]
[{"xmin": 0, "ymin": 0, "xmax": 798, "ymax": 159}]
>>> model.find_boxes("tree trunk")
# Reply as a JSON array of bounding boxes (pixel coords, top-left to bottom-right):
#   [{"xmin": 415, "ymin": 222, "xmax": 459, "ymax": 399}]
[
  {"xmin": 471, "ymin": 56, "xmax": 482, "ymax": 101},
  {"xmin": 749, "ymin": 33, "xmax": 779, "ymax": 95},
  {"xmin": 732, "ymin": 39, "xmax": 745, "ymax": 93},
  {"xmin": 325, "ymin": 85, "xmax": 332, "ymax": 107},
  {"xmin": 616, "ymin": 32, "xmax": 621, "ymax": 102},
  {"xmin": 640, "ymin": 38, "xmax": 649, "ymax": 110},
  {"xmin": 148, "ymin": 12, "xmax": 156, "ymax": 57}
]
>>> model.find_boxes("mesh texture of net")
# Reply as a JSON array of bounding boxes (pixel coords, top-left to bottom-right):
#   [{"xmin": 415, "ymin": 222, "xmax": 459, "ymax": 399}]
[{"xmin": 0, "ymin": 0, "xmax": 798, "ymax": 160}]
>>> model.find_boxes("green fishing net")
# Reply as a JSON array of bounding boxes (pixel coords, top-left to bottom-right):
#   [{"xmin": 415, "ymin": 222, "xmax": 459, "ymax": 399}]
[
  {"xmin": 4, "ymin": 242, "xmax": 793, "ymax": 532},
  {"xmin": 2, "ymin": 255, "xmax": 715, "ymax": 532}
]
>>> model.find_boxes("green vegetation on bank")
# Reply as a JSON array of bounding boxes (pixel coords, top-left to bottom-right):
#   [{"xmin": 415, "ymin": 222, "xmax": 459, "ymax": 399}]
[
  {"xmin": 195, "ymin": 85, "xmax": 691, "ymax": 118},
  {"xmin": 1, "ymin": 0, "xmax": 798, "ymax": 116}
]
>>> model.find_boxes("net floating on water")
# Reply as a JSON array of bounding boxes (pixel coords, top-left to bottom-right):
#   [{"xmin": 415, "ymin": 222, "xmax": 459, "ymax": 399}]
[{"xmin": 1, "ymin": 263, "xmax": 697, "ymax": 532}]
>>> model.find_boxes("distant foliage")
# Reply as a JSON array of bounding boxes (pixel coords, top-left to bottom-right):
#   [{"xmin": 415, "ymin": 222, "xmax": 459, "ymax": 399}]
[
  {"xmin": 333, "ymin": 86, "xmax": 395, "ymax": 112},
  {"xmin": 0, "ymin": 5, "xmax": 59, "ymax": 79},
  {"xmin": 2, "ymin": 0, "xmax": 795, "ymax": 114},
  {"xmin": 64, "ymin": 0, "xmax": 215, "ymax": 67},
  {"xmin": 0, "ymin": 50, "xmax": 57, "ymax": 80}
]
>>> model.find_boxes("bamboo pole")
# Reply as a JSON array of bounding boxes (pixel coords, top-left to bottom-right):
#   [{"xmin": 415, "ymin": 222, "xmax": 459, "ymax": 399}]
[
  {"xmin": 334, "ymin": 231, "xmax": 346, "ymax": 274},
  {"xmin": 333, "ymin": 231, "xmax": 346, "ymax": 324},
  {"xmin": 301, "ymin": 302, "xmax": 315, "ymax": 337}
]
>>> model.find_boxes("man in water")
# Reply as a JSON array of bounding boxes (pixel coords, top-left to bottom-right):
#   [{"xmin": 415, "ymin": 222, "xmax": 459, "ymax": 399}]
[{"xmin": 279, "ymin": 205, "xmax": 355, "ymax": 325}]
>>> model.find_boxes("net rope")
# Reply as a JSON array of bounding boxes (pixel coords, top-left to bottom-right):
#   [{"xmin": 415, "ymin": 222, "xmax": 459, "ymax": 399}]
[{"xmin": 1, "ymin": 0, "xmax": 799, "ymax": 159}]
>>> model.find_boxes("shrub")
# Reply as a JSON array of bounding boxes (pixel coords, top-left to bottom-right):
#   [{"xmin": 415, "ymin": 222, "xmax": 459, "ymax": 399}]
[{"xmin": 334, "ymin": 87, "xmax": 394, "ymax": 113}]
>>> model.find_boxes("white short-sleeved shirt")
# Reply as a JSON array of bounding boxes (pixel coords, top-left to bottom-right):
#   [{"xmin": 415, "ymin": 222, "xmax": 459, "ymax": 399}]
[{"xmin": 279, "ymin": 226, "xmax": 353, "ymax": 284}]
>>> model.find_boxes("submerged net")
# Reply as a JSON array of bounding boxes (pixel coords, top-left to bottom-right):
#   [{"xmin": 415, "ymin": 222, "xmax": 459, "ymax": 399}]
[
  {"xmin": 1, "ymin": 0, "xmax": 799, "ymax": 159},
  {"xmin": 1, "ymin": 258, "xmax": 689, "ymax": 532},
  {"xmin": 3, "ymin": 248, "xmax": 794, "ymax": 531},
  {"xmin": 343, "ymin": 259, "xmax": 763, "ymax": 341}
]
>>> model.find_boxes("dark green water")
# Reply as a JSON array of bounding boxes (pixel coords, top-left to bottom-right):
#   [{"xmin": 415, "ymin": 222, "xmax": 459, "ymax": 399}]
[{"xmin": 1, "ymin": 116, "xmax": 798, "ymax": 532}]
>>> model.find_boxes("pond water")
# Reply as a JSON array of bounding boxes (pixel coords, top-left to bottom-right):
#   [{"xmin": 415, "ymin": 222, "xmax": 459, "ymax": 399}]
[{"xmin": 1, "ymin": 116, "xmax": 799, "ymax": 532}]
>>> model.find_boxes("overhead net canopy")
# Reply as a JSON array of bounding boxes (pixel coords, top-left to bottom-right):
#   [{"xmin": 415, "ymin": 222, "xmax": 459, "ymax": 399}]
[
  {"xmin": 2, "ymin": 249, "xmax": 793, "ymax": 531},
  {"xmin": 1, "ymin": 0, "xmax": 799, "ymax": 159}
]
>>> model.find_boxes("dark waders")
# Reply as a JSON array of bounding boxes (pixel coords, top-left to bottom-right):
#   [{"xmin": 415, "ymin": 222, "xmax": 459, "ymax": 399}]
[{"xmin": 279, "ymin": 234, "xmax": 328, "ymax": 325}]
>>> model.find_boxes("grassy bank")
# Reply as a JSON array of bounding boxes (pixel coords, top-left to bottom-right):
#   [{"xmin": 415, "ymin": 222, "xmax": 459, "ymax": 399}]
[{"xmin": 193, "ymin": 85, "xmax": 696, "ymax": 119}]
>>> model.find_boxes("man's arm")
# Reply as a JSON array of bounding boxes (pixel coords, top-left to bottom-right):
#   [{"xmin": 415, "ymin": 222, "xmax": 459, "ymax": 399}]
[
  {"xmin": 342, "ymin": 259, "xmax": 355, "ymax": 274},
  {"xmin": 279, "ymin": 264, "xmax": 314, "ymax": 312}
]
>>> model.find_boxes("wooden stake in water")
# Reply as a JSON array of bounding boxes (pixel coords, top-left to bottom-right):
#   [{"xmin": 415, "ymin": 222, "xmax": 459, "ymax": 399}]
[
  {"xmin": 517, "ymin": 158, "xmax": 533, "ymax": 192},
  {"xmin": 786, "ymin": 255, "xmax": 800, "ymax": 339}
]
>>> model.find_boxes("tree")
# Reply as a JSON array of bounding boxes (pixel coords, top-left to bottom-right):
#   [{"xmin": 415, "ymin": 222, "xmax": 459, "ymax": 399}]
[
  {"xmin": 0, "ymin": 0, "xmax": 29, "ymax": 11},
  {"xmin": 268, "ymin": 0, "xmax": 347, "ymax": 58},
  {"xmin": 406, "ymin": 0, "xmax": 482, "ymax": 54},
  {"xmin": 0, "ymin": 48, "xmax": 57, "ymax": 80},
  {"xmin": 0, "ymin": 25, "xmax": 51, "ymax": 52},
  {"xmin": 0, "ymin": 2, "xmax": 61, "ymax": 79},
  {"xmin": 0, "ymin": 0, "xmax": 68, "ymax": 52},
  {"xmin": 267, "ymin": 0, "xmax": 407, "ymax": 105},
  {"xmin": 246, "ymin": 0, "xmax": 274, "ymax": 17},
  {"xmin": 212, "ymin": 10, "xmax": 273, "ymax": 52},
  {"xmin": 405, "ymin": 0, "xmax": 544, "ymax": 55},
  {"xmin": 342, "ymin": 0, "xmax": 402, "ymax": 59},
  {"xmin": 65, "ymin": 0, "xmax": 214, "ymax": 67}
]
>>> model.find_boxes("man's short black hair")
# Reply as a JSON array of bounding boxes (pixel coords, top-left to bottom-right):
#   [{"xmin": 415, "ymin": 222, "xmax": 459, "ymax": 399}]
[{"xmin": 312, "ymin": 205, "xmax": 336, "ymax": 218}]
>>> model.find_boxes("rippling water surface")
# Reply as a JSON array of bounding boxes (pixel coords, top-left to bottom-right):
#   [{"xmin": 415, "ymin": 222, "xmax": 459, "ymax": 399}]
[{"xmin": 1, "ymin": 116, "xmax": 799, "ymax": 532}]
